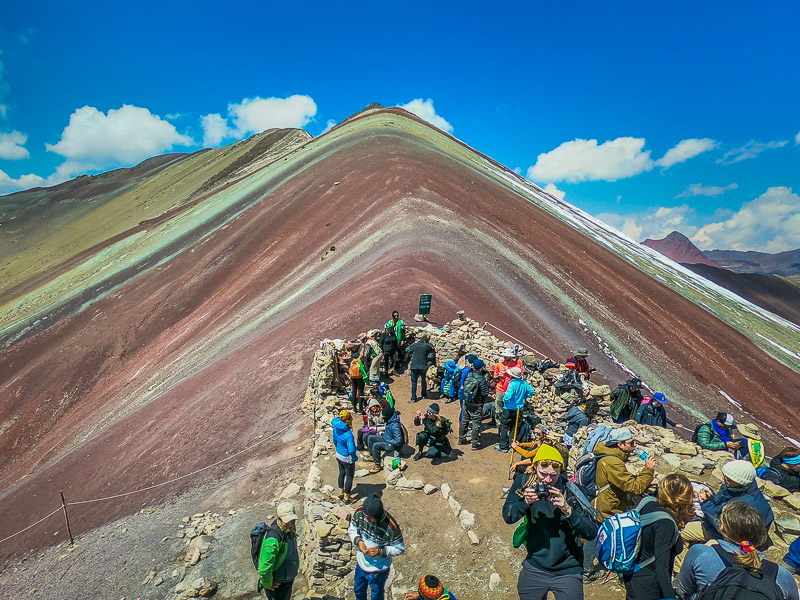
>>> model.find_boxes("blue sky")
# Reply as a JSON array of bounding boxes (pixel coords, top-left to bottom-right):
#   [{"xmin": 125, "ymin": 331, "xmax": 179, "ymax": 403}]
[{"xmin": 1, "ymin": 1, "xmax": 798, "ymax": 251}]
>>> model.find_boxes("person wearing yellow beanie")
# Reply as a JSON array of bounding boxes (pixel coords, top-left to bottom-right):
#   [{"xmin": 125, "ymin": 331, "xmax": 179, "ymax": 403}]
[{"xmin": 502, "ymin": 444, "xmax": 598, "ymax": 599}]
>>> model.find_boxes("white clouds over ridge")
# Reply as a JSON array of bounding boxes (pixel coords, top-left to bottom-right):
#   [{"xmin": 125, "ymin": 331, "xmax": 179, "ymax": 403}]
[
  {"xmin": 716, "ymin": 139, "xmax": 788, "ymax": 164},
  {"xmin": 527, "ymin": 136, "xmax": 717, "ymax": 184},
  {"xmin": 200, "ymin": 94, "xmax": 317, "ymax": 148},
  {"xmin": 397, "ymin": 98, "xmax": 453, "ymax": 133},
  {"xmin": 0, "ymin": 130, "xmax": 30, "ymax": 159}
]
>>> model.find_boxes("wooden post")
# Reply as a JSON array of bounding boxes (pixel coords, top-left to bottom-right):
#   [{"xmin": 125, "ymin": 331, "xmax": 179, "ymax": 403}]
[
  {"xmin": 60, "ymin": 491, "xmax": 74, "ymax": 545},
  {"xmin": 508, "ymin": 408, "xmax": 521, "ymax": 480}
]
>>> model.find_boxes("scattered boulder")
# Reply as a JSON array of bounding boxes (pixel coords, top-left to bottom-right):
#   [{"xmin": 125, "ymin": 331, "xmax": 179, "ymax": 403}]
[
  {"xmin": 448, "ymin": 496, "xmax": 461, "ymax": 517},
  {"xmin": 279, "ymin": 482, "xmax": 301, "ymax": 500},
  {"xmin": 489, "ymin": 572, "xmax": 501, "ymax": 591},
  {"xmin": 440, "ymin": 483, "xmax": 451, "ymax": 500},
  {"xmin": 423, "ymin": 484, "xmax": 438, "ymax": 495},
  {"xmin": 459, "ymin": 510, "xmax": 475, "ymax": 530}
]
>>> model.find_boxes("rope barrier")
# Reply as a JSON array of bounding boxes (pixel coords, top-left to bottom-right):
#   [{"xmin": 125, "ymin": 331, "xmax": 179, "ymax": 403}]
[
  {"xmin": 483, "ymin": 321, "xmax": 548, "ymax": 358},
  {"xmin": 0, "ymin": 418, "xmax": 301, "ymax": 544}
]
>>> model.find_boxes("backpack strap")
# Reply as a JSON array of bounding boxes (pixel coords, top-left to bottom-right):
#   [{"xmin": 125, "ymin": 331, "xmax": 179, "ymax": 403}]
[{"xmin": 636, "ymin": 498, "xmax": 680, "ymax": 570}]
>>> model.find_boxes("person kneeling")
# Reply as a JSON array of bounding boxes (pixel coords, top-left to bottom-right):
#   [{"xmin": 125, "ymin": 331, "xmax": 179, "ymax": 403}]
[
  {"xmin": 502, "ymin": 444, "xmax": 598, "ymax": 600},
  {"xmin": 413, "ymin": 403, "xmax": 452, "ymax": 462}
]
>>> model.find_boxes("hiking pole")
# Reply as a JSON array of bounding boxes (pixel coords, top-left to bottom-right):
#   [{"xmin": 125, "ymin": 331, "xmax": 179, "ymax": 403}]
[{"xmin": 508, "ymin": 408, "xmax": 521, "ymax": 480}]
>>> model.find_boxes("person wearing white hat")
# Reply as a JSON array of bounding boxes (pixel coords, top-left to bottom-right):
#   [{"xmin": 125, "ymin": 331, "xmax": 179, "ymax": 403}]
[
  {"xmin": 258, "ymin": 501, "xmax": 299, "ymax": 599},
  {"xmin": 491, "ymin": 348, "xmax": 523, "ymax": 428},
  {"xmin": 494, "ymin": 366, "xmax": 535, "ymax": 453}
]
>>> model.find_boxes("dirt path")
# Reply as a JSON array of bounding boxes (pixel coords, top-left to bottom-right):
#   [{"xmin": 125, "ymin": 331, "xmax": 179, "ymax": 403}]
[{"xmin": 319, "ymin": 369, "xmax": 626, "ymax": 600}]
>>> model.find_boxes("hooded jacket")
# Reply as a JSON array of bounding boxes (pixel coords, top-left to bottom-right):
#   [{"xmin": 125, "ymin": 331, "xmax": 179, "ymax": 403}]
[
  {"xmin": 761, "ymin": 456, "xmax": 800, "ymax": 492},
  {"xmin": 332, "ymin": 417, "xmax": 358, "ymax": 464},
  {"xmin": 635, "ymin": 402, "xmax": 674, "ymax": 428},
  {"xmin": 564, "ymin": 405, "xmax": 589, "ymax": 437},
  {"xmin": 593, "ymin": 444, "xmax": 655, "ymax": 520},
  {"xmin": 382, "ymin": 412, "xmax": 404, "ymax": 448},
  {"xmin": 609, "ymin": 384, "xmax": 644, "ymax": 421},
  {"xmin": 701, "ymin": 480, "xmax": 774, "ymax": 548},
  {"xmin": 502, "ymin": 472, "xmax": 598, "ymax": 574}
]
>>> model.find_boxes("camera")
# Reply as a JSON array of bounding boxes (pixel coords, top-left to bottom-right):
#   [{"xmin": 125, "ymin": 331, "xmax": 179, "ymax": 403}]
[{"xmin": 534, "ymin": 481, "xmax": 549, "ymax": 500}]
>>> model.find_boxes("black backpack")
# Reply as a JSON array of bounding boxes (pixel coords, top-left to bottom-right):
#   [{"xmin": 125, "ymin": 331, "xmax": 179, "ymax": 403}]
[
  {"xmin": 554, "ymin": 369, "xmax": 583, "ymax": 392},
  {"xmin": 695, "ymin": 545, "xmax": 782, "ymax": 600},
  {"xmin": 462, "ymin": 371, "xmax": 481, "ymax": 403},
  {"xmin": 250, "ymin": 522, "xmax": 281, "ymax": 568}
]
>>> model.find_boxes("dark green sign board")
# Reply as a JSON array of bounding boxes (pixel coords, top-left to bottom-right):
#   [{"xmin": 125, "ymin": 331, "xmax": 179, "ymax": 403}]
[{"xmin": 418, "ymin": 294, "xmax": 432, "ymax": 315}]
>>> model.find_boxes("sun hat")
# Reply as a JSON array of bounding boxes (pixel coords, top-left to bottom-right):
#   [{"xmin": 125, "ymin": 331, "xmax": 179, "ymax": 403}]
[
  {"xmin": 508, "ymin": 366, "xmax": 523, "ymax": 379},
  {"xmin": 722, "ymin": 460, "xmax": 756, "ymax": 486},
  {"xmin": 427, "ymin": 402, "xmax": 440, "ymax": 415},
  {"xmin": 574, "ymin": 347, "xmax": 590, "ymax": 356},
  {"xmin": 501, "ymin": 348, "xmax": 516, "ymax": 358},
  {"xmin": 533, "ymin": 444, "xmax": 564, "ymax": 466},
  {"xmin": 605, "ymin": 427, "xmax": 634, "ymax": 446},
  {"xmin": 652, "ymin": 392, "xmax": 669, "ymax": 405},
  {"xmin": 473, "ymin": 359, "xmax": 485, "ymax": 369},
  {"xmin": 277, "ymin": 501, "xmax": 299, "ymax": 522},
  {"xmin": 737, "ymin": 423, "xmax": 761, "ymax": 440},
  {"xmin": 418, "ymin": 575, "xmax": 445, "ymax": 599}
]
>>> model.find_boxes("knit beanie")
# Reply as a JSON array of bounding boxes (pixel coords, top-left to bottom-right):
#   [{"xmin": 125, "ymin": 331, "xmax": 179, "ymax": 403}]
[
  {"xmin": 339, "ymin": 409, "xmax": 352, "ymax": 425},
  {"xmin": 564, "ymin": 359, "xmax": 577, "ymax": 370},
  {"xmin": 466, "ymin": 354, "xmax": 478, "ymax": 364},
  {"xmin": 418, "ymin": 574, "xmax": 444, "ymax": 599},
  {"xmin": 427, "ymin": 402, "xmax": 440, "ymax": 415},
  {"xmin": 362, "ymin": 492, "xmax": 385, "ymax": 520},
  {"xmin": 473, "ymin": 359, "xmax": 485, "ymax": 370},
  {"xmin": 722, "ymin": 460, "xmax": 756, "ymax": 486},
  {"xmin": 532, "ymin": 444, "xmax": 564, "ymax": 466},
  {"xmin": 381, "ymin": 405, "xmax": 395, "ymax": 419}
]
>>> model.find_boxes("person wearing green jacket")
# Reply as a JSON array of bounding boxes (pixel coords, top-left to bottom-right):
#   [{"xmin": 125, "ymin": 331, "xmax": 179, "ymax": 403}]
[
  {"xmin": 258, "ymin": 502, "xmax": 299, "ymax": 600},
  {"xmin": 609, "ymin": 378, "xmax": 644, "ymax": 423},
  {"xmin": 385, "ymin": 311, "xmax": 406, "ymax": 370}
]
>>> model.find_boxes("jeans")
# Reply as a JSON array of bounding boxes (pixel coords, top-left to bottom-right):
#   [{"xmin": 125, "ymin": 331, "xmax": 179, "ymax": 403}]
[
  {"xmin": 459, "ymin": 402, "xmax": 483, "ymax": 448},
  {"xmin": 368, "ymin": 435, "xmax": 397, "ymax": 465},
  {"xmin": 354, "ymin": 564, "xmax": 389, "ymax": 600},
  {"xmin": 410, "ymin": 368, "xmax": 427, "ymax": 401},
  {"xmin": 337, "ymin": 459, "xmax": 355, "ymax": 494},
  {"xmin": 264, "ymin": 579, "xmax": 294, "ymax": 600},
  {"xmin": 518, "ymin": 561, "xmax": 582, "ymax": 600}
]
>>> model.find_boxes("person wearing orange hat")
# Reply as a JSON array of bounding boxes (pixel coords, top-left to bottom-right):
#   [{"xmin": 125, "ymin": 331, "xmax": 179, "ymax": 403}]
[
  {"xmin": 502, "ymin": 444, "xmax": 598, "ymax": 599},
  {"xmin": 404, "ymin": 574, "xmax": 457, "ymax": 600},
  {"xmin": 332, "ymin": 409, "xmax": 359, "ymax": 504}
]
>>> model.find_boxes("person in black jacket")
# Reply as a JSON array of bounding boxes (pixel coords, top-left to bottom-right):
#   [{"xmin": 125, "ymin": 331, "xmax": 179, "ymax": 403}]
[
  {"xmin": 622, "ymin": 474, "xmax": 694, "ymax": 600},
  {"xmin": 503, "ymin": 444, "xmax": 597, "ymax": 599},
  {"xmin": 634, "ymin": 393, "xmax": 684, "ymax": 430},
  {"xmin": 457, "ymin": 359, "xmax": 490, "ymax": 450},
  {"xmin": 762, "ymin": 447, "xmax": 800, "ymax": 492},
  {"xmin": 406, "ymin": 336, "xmax": 435, "ymax": 403},
  {"xmin": 379, "ymin": 326, "xmax": 399, "ymax": 375},
  {"xmin": 412, "ymin": 403, "xmax": 451, "ymax": 461}
]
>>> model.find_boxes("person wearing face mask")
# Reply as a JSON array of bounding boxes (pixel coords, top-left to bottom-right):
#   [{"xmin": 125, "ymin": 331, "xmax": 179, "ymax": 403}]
[{"xmin": 502, "ymin": 444, "xmax": 598, "ymax": 599}]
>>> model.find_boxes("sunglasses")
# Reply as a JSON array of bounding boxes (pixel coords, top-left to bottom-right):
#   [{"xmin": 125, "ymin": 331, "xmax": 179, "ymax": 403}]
[{"xmin": 536, "ymin": 460, "xmax": 562, "ymax": 470}]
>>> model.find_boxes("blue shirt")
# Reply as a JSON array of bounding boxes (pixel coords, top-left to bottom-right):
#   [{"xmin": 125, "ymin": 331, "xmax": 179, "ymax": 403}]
[{"xmin": 502, "ymin": 379, "xmax": 535, "ymax": 410}]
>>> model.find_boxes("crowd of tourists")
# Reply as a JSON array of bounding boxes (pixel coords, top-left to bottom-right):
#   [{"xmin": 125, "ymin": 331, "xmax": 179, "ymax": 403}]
[{"xmin": 255, "ymin": 311, "xmax": 800, "ymax": 600}]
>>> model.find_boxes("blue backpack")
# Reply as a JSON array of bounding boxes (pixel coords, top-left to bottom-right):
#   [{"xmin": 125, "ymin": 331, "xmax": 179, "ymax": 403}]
[
  {"xmin": 441, "ymin": 361, "xmax": 460, "ymax": 397},
  {"xmin": 596, "ymin": 496, "xmax": 677, "ymax": 573}
]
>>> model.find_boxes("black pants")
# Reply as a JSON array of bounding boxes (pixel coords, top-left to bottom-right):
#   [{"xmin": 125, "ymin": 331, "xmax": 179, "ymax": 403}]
[
  {"xmin": 416, "ymin": 431, "xmax": 445, "ymax": 458},
  {"xmin": 459, "ymin": 402, "xmax": 483, "ymax": 448},
  {"xmin": 337, "ymin": 459, "xmax": 355, "ymax": 494},
  {"xmin": 264, "ymin": 579, "xmax": 294, "ymax": 600},
  {"xmin": 350, "ymin": 378, "xmax": 365, "ymax": 412},
  {"xmin": 499, "ymin": 408, "xmax": 519, "ymax": 450},
  {"xmin": 410, "ymin": 368, "xmax": 427, "ymax": 401}
]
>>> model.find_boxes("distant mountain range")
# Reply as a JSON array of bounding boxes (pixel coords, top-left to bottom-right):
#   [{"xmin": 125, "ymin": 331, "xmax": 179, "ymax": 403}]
[{"xmin": 642, "ymin": 231, "xmax": 800, "ymax": 326}]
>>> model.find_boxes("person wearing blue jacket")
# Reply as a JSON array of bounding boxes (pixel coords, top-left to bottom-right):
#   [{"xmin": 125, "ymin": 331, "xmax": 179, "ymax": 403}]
[
  {"xmin": 366, "ymin": 405, "xmax": 405, "ymax": 473},
  {"xmin": 495, "ymin": 367, "xmax": 535, "ymax": 453},
  {"xmin": 332, "ymin": 410, "xmax": 359, "ymax": 504}
]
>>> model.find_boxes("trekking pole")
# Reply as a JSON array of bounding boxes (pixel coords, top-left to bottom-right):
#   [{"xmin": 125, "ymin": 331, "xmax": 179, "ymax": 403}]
[{"xmin": 508, "ymin": 408, "xmax": 521, "ymax": 480}]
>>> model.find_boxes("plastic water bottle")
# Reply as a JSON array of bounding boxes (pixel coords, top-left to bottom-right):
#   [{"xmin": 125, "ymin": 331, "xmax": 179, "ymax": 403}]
[{"xmin": 638, "ymin": 450, "xmax": 649, "ymax": 460}]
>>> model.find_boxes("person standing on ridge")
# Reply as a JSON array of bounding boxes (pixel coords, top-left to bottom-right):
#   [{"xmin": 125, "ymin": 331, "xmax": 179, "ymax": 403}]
[
  {"xmin": 609, "ymin": 378, "xmax": 644, "ymax": 423},
  {"xmin": 258, "ymin": 502, "xmax": 299, "ymax": 600},
  {"xmin": 385, "ymin": 311, "xmax": 406, "ymax": 370},
  {"xmin": 348, "ymin": 492, "xmax": 405, "ymax": 600},
  {"xmin": 458, "ymin": 358, "xmax": 489, "ymax": 450},
  {"xmin": 379, "ymin": 326, "xmax": 399, "ymax": 375},
  {"xmin": 349, "ymin": 349, "xmax": 368, "ymax": 414},
  {"xmin": 492, "ymin": 348, "xmax": 523, "ymax": 427},
  {"xmin": 495, "ymin": 366, "xmax": 535, "ymax": 453},
  {"xmin": 405, "ymin": 334, "xmax": 435, "ymax": 403}
]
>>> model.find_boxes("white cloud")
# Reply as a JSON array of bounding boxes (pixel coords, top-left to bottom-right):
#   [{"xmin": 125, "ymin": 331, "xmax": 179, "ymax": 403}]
[
  {"xmin": 795, "ymin": 131, "xmax": 800, "ymax": 145},
  {"xmin": 677, "ymin": 183, "xmax": 738, "ymax": 198},
  {"xmin": 0, "ymin": 130, "xmax": 29, "ymax": 159},
  {"xmin": 543, "ymin": 183, "xmax": 566, "ymax": 200},
  {"xmin": 322, "ymin": 119, "xmax": 337, "ymax": 134},
  {"xmin": 0, "ymin": 168, "xmax": 44, "ymax": 194},
  {"xmin": 598, "ymin": 205, "xmax": 696, "ymax": 243},
  {"xmin": 200, "ymin": 94, "xmax": 317, "ymax": 147},
  {"xmin": 527, "ymin": 137, "xmax": 654, "ymax": 183},
  {"xmin": 692, "ymin": 186, "xmax": 800, "ymax": 252},
  {"xmin": 513, "ymin": 167, "xmax": 523, "ymax": 175},
  {"xmin": 397, "ymin": 98, "xmax": 453, "ymax": 133},
  {"xmin": 716, "ymin": 139, "xmax": 788, "ymax": 164},
  {"xmin": 655, "ymin": 138, "xmax": 717, "ymax": 168},
  {"xmin": 45, "ymin": 104, "xmax": 193, "ymax": 179}
]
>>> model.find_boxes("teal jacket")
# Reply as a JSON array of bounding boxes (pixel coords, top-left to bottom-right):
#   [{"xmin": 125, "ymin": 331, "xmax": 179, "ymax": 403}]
[{"xmin": 695, "ymin": 422, "xmax": 726, "ymax": 451}]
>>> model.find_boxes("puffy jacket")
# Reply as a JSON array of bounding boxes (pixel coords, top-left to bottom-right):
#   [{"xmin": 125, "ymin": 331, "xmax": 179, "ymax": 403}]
[
  {"xmin": 461, "ymin": 370, "xmax": 490, "ymax": 405},
  {"xmin": 695, "ymin": 422, "xmax": 726, "ymax": 451},
  {"xmin": 502, "ymin": 378, "xmax": 535, "ymax": 410},
  {"xmin": 593, "ymin": 444, "xmax": 655, "ymax": 520},
  {"xmin": 332, "ymin": 417, "xmax": 358, "ymax": 463},
  {"xmin": 701, "ymin": 480, "xmax": 774, "ymax": 548},
  {"xmin": 762, "ymin": 456, "xmax": 800, "ymax": 492},
  {"xmin": 564, "ymin": 405, "xmax": 589, "ymax": 437},
  {"xmin": 384, "ymin": 318, "xmax": 405, "ymax": 342},
  {"xmin": 635, "ymin": 402, "xmax": 673, "ymax": 428},
  {"xmin": 382, "ymin": 412, "xmax": 404, "ymax": 448},
  {"xmin": 609, "ymin": 384, "xmax": 644, "ymax": 421}
]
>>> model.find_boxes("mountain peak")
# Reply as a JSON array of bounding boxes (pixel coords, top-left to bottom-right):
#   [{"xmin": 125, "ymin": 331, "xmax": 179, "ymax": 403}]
[{"xmin": 642, "ymin": 230, "xmax": 720, "ymax": 266}]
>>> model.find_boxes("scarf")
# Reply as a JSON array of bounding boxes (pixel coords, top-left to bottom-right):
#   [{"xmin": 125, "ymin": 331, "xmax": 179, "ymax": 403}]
[{"xmin": 711, "ymin": 419, "xmax": 730, "ymax": 443}]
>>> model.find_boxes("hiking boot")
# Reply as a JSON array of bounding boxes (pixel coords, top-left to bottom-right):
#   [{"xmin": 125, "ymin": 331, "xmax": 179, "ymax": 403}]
[
  {"xmin": 413, "ymin": 453, "xmax": 423, "ymax": 461},
  {"xmin": 471, "ymin": 445, "xmax": 480, "ymax": 451},
  {"xmin": 369, "ymin": 464, "xmax": 382, "ymax": 474},
  {"xmin": 494, "ymin": 444, "xmax": 509, "ymax": 453},
  {"xmin": 444, "ymin": 398, "xmax": 456, "ymax": 404},
  {"xmin": 583, "ymin": 569, "xmax": 605, "ymax": 584},
  {"xmin": 458, "ymin": 439, "xmax": 469, "ymax": 446},
  {"xmin": 359, "ymin": 452, "xmax": 373, "ymax": 462}
]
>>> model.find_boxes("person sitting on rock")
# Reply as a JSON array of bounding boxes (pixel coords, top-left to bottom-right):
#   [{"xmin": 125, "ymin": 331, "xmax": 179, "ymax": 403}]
[
  {"xmin": 678, "ymin": 501, "xmax": 798, "ymax": 600},
  {"xmin": 404, "ymin": 574, "xmax": 457, "ymax": 600},
  {"xmin": 503, "ymin": 444, "xmax": 598, "ymax": 599},
  {"xmin": 413, "ymin": 403, "xmax": 452, "ymax": 462},
  {"xmin": 495, "ymin": 367, "xmax": 535, "ymax": 453},
  {"xmin": 735, "ymin": 422, "xmax": 765, "ymax": 467},
  {"xmin": 365, "ymin": 405, "xmax": 405, "ymax": 474},
  {"xmin": 695, "ymin": 412, "xmax": 744, "ymax": 453},
  {"xmin": 609, "ymin": 377, "xmax": 644, "ymax": 423},
  {"xmin": 634, "ymin": 392, "xmax": 683, "ymax": 430},
  {"xmin": 569, "ymin": 348, "xmax": 596, "ymax": 379},
  {"xmin": 684, "ymin": 459, "xmax": 774, "ymax": 550},
  {"xmin": 357, "ymin": 399, "xmax": 385, "ymax": 451},
  {"xmin": 761, "ymin": 446, "xmax": 800, "ymax": 492}
]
